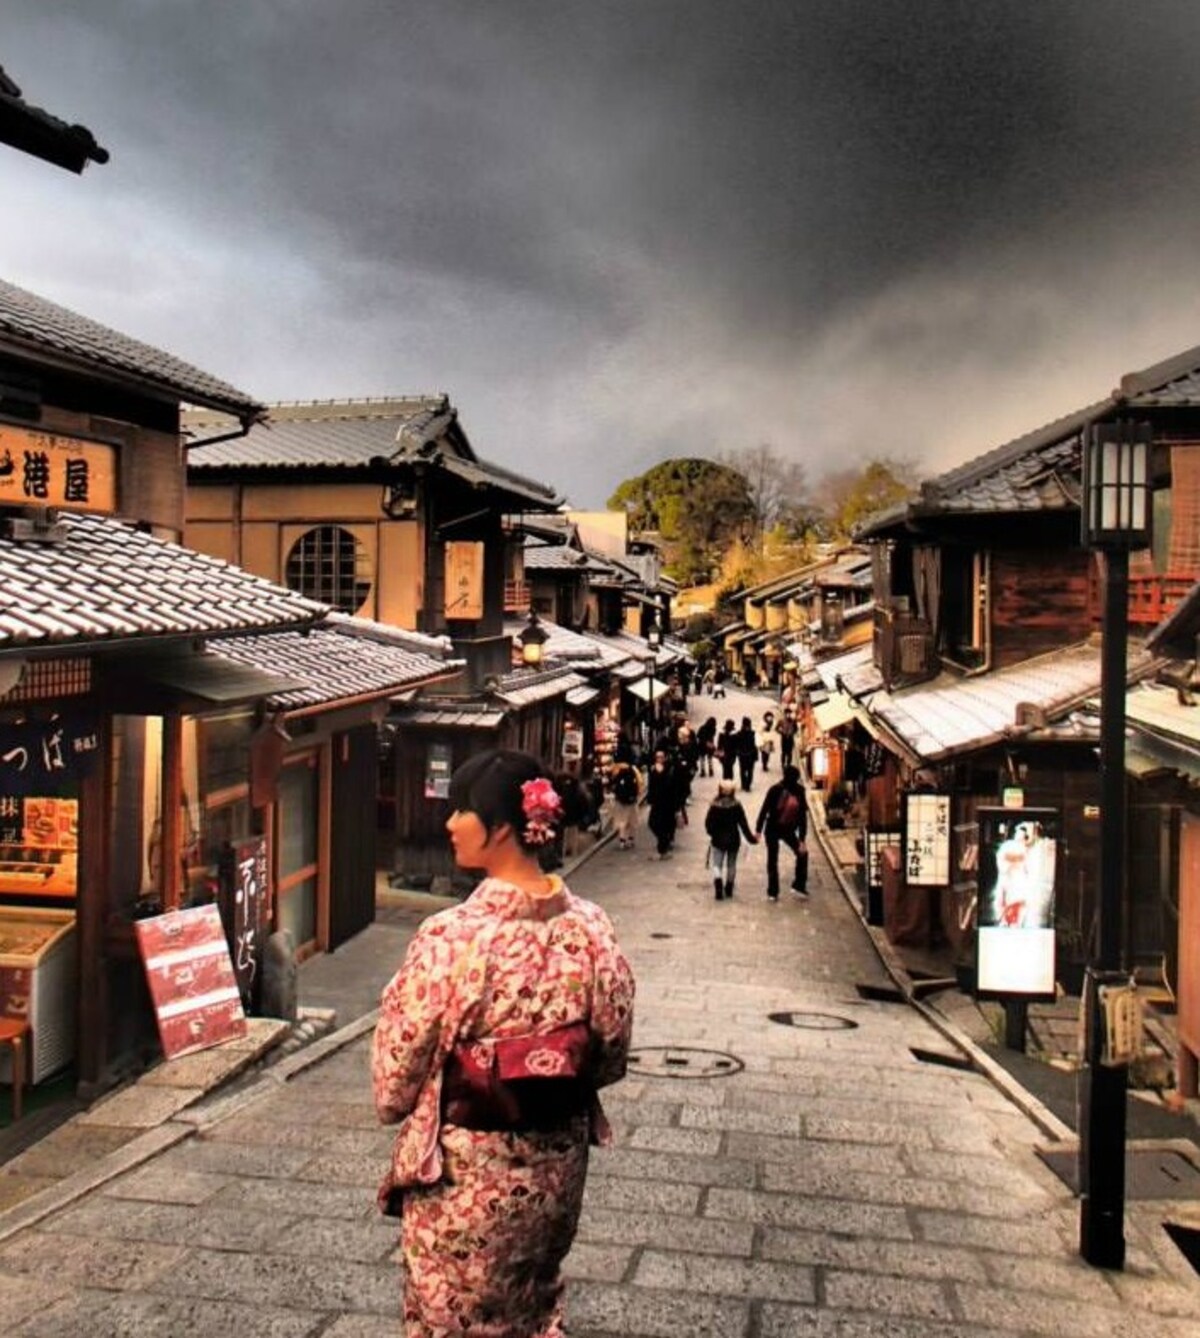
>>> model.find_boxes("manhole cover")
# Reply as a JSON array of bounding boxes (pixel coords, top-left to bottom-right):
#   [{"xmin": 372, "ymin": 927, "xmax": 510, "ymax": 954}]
[
  {"xmin": 768, "ymin": 1011, "xmax": 859, "ymax": 1030},
  {"xmin": 1038, "ymin": 1146, "xmax": 1200, "ymax": 1200},
  {"xmin": 626, "ymin": 1046, "xmax": 744, "ymax": 1079}
]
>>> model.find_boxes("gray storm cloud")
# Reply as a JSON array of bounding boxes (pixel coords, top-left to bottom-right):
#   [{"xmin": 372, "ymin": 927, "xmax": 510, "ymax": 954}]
[{"xmin": 4, "ymin": 2, "xmax": 1200, "ymax": 503}]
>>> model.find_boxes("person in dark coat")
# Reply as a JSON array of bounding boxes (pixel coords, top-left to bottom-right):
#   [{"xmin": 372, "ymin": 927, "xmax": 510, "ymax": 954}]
[
  {"xmin": 734, "ymin": 716, "xmax": 758, "ymax": 792},
  {"xmin": 754, "ymin": 764, "xmax": 808, "ymax": 901},
  {"xmin": 696, "ymin": 716, "xmax": 718, "ymax": 777},
  {"xmin": 704, "ymin": 781, "xmax": 758, "ymax": 899},
  {"xmin": 645, "ymin": 749, "xmax": 678, "ymax": 859},
  {"xmin": 716, "ymin": 720, "xmax": 738, "ymax": 781}
]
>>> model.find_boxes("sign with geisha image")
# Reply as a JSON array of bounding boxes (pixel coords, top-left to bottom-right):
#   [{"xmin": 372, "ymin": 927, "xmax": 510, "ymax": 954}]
[
  {"xmin": 134, "ymin": 904, "xmax": 247, "ymax": 1059},
  {"xmin": 974, "ymin": 807, "xmax": 1058, "ymax": 1001},
  {"xmin": 0, "ymin": 424, "xmax": 116, "ymax": 514}
]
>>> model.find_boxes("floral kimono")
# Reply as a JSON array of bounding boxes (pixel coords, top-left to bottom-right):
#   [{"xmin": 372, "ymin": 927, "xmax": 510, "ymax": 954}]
[{"xmin": 372, "ymin": 876, "xmax": 635, "ymax": 1337}]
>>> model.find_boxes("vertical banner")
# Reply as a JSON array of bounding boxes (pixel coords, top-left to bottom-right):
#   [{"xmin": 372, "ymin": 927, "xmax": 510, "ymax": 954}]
[
  {"xmin": 974, "ymin": 807, "xmax": 1058, "ymax": 1000},
  {"xmin": 444, "ymin": 541, "xmax": 485, "ymax": 619},
  {"xmin": 425, "ymin": 741, "xmax": 453, "ymax": 799},
  {"xmin": 219, "ymin": 835, "xmax": 268, "ymax": 1010},
  {"xmin": 903, "ymin": 793, "xmax": 950, "ymax": 886},
  {"xmin": 135, "ymin": 905, "xmax": 247, "ymax": 1059}
]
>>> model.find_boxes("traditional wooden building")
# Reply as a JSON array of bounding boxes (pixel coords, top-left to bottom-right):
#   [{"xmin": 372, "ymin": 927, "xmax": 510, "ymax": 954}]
[{"xmin": 834, "ymin": 345, "xmax": 1200, "ymax": 993}]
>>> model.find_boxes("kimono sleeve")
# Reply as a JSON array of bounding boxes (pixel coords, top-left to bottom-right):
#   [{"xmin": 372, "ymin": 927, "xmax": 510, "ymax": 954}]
[
  {"xmin": 586, "ymin": 908, "xmax": 636, "ymax": 1090},
  {"xmin": 371, "ymin": 927, "xmax": 449, "ymax": 1125}
]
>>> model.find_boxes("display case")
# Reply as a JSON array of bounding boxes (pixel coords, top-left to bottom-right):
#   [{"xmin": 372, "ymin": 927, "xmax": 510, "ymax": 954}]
[{"xmin": 0, "ymin": 907, "xmax": 77, "ymax": 1084}]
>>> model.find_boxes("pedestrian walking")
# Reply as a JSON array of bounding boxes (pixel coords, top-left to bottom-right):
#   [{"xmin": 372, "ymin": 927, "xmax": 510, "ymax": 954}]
[
  {"xmin": 712, "ymin": 665, "xmax": 727, "ymax": 698},
  {"xmin": 608, "ymin": 759, "xmax": 641, "ymax": 849},
  {"xmin": 757, "ymin": 710, "xmax": 776, "ymax": 773},
  {"xmin": 716, "ymin": 719, "xmax": 738, "ymax": 781},
  {"xmin": 776, "ymin": 706, "xmax": 797, "ymax": 768},
  {"xmin": 645, "ymin": 748, "xmax": 678, "ymax": 859},
  {"xmin": 372, "ymin": 749, "xmax": 635, "ymax": 1337},
  {"xmin": 704, "ymin": 779, "xmax": 758, "ymax": 899},
  {"xmin": 734, "ymin": 715, "xmax": 758, "ymax": 792},
  {"xmin": 755, "ymin": 763, "xmax": 809, "ymax": 901},
  {"xmin": 696, "ymin": 715, "xmax": 718, "ymax": 777}
]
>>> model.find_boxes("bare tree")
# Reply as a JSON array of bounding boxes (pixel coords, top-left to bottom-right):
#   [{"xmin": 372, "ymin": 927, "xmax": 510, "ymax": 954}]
[{"xmin": 719, "ymin": 443, "xmax": 808, "ymax": 549}]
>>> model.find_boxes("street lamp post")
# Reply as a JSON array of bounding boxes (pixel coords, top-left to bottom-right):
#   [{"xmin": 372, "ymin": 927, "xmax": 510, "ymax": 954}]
[
  {"xmin": 517, "ymin": 609, "xmax": 549, "ymax": 667},
  {"xmin": 1077, "ymin": 418, "xmax": 1152, "ymax": 1271},
  {"xmin": 644, "ymin": 616, "xmax": 663, "ymax": 731}
]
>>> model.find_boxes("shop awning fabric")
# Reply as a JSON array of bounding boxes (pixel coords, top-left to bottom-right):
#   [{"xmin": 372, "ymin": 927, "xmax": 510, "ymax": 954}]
[
  {"xmin": 813, "ymin": 694, "xmax": 858, "ymax": 733},
  {"xmin": 624, "ymin": 676, "xmax": 671, "ymax": 702}
]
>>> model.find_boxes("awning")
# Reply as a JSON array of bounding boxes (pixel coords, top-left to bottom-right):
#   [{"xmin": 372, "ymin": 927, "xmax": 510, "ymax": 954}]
[
  {"xmin": 102, "ymin": 653, "xmax": 307, "ymax": 710},
  {"xmin": 624, "ymin": 676, "xmax": 671, "ymax": 702},
  {"xmin": 813, "ymin": 694, "xmax": 858, "ymax": 733},
  {"xmin": 565, "ymin": 684, "xmax": 601, "ymax": 707}
]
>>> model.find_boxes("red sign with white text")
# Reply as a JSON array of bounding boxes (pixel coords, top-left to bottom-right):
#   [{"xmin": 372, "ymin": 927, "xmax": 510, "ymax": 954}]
[{"xmin": 134, "ymin": 905, "xmax": 247, "ymax": 1059}]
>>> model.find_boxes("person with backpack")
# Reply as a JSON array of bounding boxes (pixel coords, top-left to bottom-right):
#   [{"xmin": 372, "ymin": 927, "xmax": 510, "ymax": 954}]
[
  {"xmin": 609, "ymin": 760, "xmax": 641, "ymax": 850},
  {"xmin": 754, "ymin": 764, "xmax": 809, "ymax": 901},
  {"xmin": 704, "ymin": 780, "xmax": 758, "ymax": 900}
]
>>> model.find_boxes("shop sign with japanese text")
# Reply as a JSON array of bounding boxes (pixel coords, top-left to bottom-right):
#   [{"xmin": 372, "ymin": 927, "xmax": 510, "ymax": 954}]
[
  {"xmin": 0, "ymin": 425, "xmax": 116, "ymax": 513},
  {"xmin": 903, "ymin": 793, "xmax": 950, "ymax": 886},
  {"xmin": 0, "ymin": 715, "xmax": 100, "ymax": 796}
]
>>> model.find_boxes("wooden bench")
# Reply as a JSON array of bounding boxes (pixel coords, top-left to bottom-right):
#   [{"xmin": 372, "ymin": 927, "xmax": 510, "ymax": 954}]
[{"xmin": 0, "ymin": 1018, "xmax": 30, "ymax": 1122}]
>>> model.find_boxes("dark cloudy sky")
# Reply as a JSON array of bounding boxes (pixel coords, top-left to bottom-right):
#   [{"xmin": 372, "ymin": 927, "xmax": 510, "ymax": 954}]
[{"xmin": 6, "ymin": 2, "xmax": 1200, "ymax": 505}]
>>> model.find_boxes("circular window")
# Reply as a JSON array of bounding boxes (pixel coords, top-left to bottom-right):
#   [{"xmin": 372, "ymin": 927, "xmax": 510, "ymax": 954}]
[{"xmin": 285, "ymin": 525, "xmax": 372, "ymax": 614}]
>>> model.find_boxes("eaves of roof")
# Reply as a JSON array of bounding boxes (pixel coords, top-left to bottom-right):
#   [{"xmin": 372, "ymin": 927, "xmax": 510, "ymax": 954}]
[
  {"xmin": 0, "ymin": 511, "xmax": 323, "ymax": 654},
  {"xmin": 0, "ymin": 67, "xmax": 108, "ymax": 173},
  {"xmin": 0, "ymin": 280, "xmax": 262, "ymax": 421}
]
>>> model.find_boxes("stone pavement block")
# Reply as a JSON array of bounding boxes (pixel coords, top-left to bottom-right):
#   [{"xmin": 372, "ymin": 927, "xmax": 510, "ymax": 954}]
[
  {"xmin": 823, "ymin": 1269, "xmax": 955, "ymax": 1321},
  {"xmin": 135, "ymin": 1022, "xmax": 287, "ymax": 1089},
  {"xmin": 1108, "ymin": 1268, "xmax": 1200, "ymax": 1318},
  {"xmin": 592, "ymin": 1145, "xmax": 754, "ymax": 1188},
  {"xmin": 141, "ymin": 1247, "xmax": 398, "ymax": 1316},
  {"xmin": 798, "ymin": 1115, "xmax": 935, "ymax": 1148},
  {"xmin": 915, "ymin": 1209, "xmax": 1071, "ymax": 1256},
  {"xmin": 12, "ymin": 1288, "xmax": 324, "ymax": 1338},
  {"xmin": 0, "ymin": 1270, "xmax": 70, "ymax": 1326},
  {"xmin": 207, "ymin": 1176, "xmax": 373, "ymax": 1220},
  {"xmin": 756, "ymin": 1303, "xmax": 1014, "ymax": 1337},
  {"xmin": 50, "ymin": 1196, "xmax": 288, "ymax": 1252},
  {"xmin": 680, "ymin": 1106, "xmax": 801, "ymax": 1135},
  {"xmin": 583, "ymin": 1174, "xmax": 701, "ymax": 1215},
  {"xmin": 291, "ymin": 1150, "xmax": 382, "ymax": 1187},
  {"xmin": 704, "ymin": 1188, "xmax": 912, "ymax": 1239},
  {"xmin": 626, "ymin": 1126, "xmax": 722, "ymax": 1156},
  {"xmin": 74, "ymin": 1083, "xmax": 201, "ymax": 1128},
  {"xmin": 760, "ymin": 1162, "xmax": 1045, "ymax": 1215},
  {"xmin": 984, "ymin": 1250, "xmax": 1123, "ymax": 1302},
  {"xmin": 202, "ymin": 1114, "xmax": 387, "ymax": 1155},
  {"xmin": 566, "ymin": 1279, "xmax": 749, "ymax": 1337},
  {"xmin": 266, "ymin": 1213, "xmax": 399, "ymax": 1264},
  {"xmin": 0, "ymin": 1172, "xmax": 57, "ymax": 1212},
  {"xmin": 563, "ymin": 1240, "xmax": 637, "ymax": 1282},
  {"xmin": 0, "ymin": 1229, "xmax": 186, "ymax": 1290},
  {"xmin": 759, "ymin": 1224, "xmax": 988, "ymax": 1282},
  {"xmin": 2, "ymin": 1124, "xmax": 133, "ymax": 1180},
  {"xmin": 264, "ymin": 1093, "xmax": 381, "ymax": 1129},
  {"xmin": 953, "ymin": 1282, "xmax": 1140, "ymax": 1336},
  {"xmin": 321, "ymin": 1317, "xmax": 399, "ymax": 1338},
  {"xmin": 723, "ymin": 1132, "xmax": 905, "ymax": 1175},
  {"xmin": 904, "ymin": 1144, "xmax": 1051, "ymax": 1194},
  {"xmin": 100, "ymin": 1162, "xmax": 232, "ymax": 1205},
  {"xmin": 169, "ymin": 1136, "xmax": 315, "ymax": 1179},
  {"xmin": 575, "ymin": 1208, "xmax": 754, "ymax": 1256},
  {"xmin": 634, "ymin": 1248, "xmax": 816, "ymax": 1303}
]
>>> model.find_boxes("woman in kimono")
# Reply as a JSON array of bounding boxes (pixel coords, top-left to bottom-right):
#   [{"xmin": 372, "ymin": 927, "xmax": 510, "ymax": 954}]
[{"xmin": 372, "ymin": 749, "xmax": 635, "ymax": 1337}]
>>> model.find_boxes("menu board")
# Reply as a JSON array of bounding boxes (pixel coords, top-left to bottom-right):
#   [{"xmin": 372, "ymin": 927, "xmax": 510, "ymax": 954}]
[
  {"xmin": 0, "ymin": 795, "xmax": 78, "ymax": 898},
  {"xmin": 134, "ymin": 905, "xmax": 247, "ymax": 1059}
]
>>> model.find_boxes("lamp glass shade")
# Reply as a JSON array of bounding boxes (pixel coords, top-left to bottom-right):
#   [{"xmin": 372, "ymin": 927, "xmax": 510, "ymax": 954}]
[{"xmin": 1082, "ymin": 423, "xmax": 1152, "ymax": 549}]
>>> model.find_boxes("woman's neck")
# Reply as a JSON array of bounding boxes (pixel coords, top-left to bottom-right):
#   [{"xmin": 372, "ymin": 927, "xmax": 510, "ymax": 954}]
[{"xmin": 483, "ymin": 849, "xmax": 555, "ymax": 895}]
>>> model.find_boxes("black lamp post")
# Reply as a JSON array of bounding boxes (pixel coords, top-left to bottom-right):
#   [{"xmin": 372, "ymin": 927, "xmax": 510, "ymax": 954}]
[
  {"xmin": 644, "ymin": 617, "xmax": 663, "ymax": 724},
  {"xmin": 1078, "ymin": 418, "xmax": 1152, "ymax": 1270}
]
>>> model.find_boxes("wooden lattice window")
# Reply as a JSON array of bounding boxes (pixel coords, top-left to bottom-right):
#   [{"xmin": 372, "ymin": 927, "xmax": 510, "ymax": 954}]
[
  {"xmin": 284, "ymin": 525, "xmax": 372, "ymax": 614},
  {"xmin": 2, "ymin": 658, "xmax": 91, "ymax": 702}
]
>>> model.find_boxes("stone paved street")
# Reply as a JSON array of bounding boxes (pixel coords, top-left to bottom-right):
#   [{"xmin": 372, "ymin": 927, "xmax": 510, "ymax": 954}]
[{"xmin": 2, "ymin": 688, "xmax": 1200, "ymax": 1335}]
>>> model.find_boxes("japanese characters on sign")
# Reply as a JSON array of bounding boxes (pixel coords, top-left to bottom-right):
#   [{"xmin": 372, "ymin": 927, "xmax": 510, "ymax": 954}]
[
  {"xmin": 0, "ymin": 425, "xmax": 116, "ymax": 514},
  {"xmin": 424, "ymin": 741, "xmax": 453, "ymax": 799},
  {"xmin": 218, "ymin": 835, "xmax": 268, "ymax": 1010},
  {"xmin": 134, "ymin": 904, "xmax": 247, "ymax": 1060},
  {"xmin": 443, "ymin": 541, "xmax": 485, "ymax": 620},
  {"xmin": 865, "ymin": 828, "xmax": 901, "ymax": 891},
  {"xmin": 0, "ymin": 716, "xmax": 100, "ymax": 796},
  {"xmin": 903, "ymin": 793, "xmax": 950, "ymax": 887}
]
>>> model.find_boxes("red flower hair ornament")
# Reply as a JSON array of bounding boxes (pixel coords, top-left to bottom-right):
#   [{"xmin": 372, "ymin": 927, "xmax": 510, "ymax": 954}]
[{"xmin": 520, "ymin": 777, "xmax": 563, "ymax": 847}]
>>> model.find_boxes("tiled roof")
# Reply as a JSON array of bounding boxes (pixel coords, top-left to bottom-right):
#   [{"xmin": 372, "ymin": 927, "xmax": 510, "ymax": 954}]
[
  {"xmin": 522, "ymin": 540, "xmax": 616, "ymax": 574},
  {"xmin": 1125, "ymin": 682, "xmax": 1200, "ymax": 747},
  {"xmin": 0, "ymin": 511, "xmax": 323, "ymax": 651},
  {"xmin": 494, "ymin": 667, "xmax": 588, "ymax": 708},
  {"xmin": 862, "ymin": 343, "xmax": 1200, "ymax": 536},
  {"xmin": 187, "ymin": 398, "xmax": 442, "ymax": 468},
  {"xmin": 858, "ymin": 641, "xmax": 1153, "ymax": 763},
  {"xmin": 391, "ymin": 701, "xmax": 508, "ymax": 730},
  {"xmin": 503, "ymin": 617, "xmax": 603, "ymax": 667},
  {"xmin": 0, "ymin": 280, "xmax": 262, "ymax": 418},
  {"xmin": 210, "ymin": 616, "xmax": 462, "ymax": 714}
]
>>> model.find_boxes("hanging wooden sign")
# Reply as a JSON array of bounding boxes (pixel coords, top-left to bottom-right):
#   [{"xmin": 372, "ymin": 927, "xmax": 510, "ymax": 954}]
[
  {"xmin": 0, "ymin": 425, "xmax": 116, "ymax": 514},
  {"xmin": 444, "ymin": 541, "xmax": 484, "ymax": 620}
]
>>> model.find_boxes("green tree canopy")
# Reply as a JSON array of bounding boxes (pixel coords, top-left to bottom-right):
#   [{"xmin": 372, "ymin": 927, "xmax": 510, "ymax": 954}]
[
  {"xmin": 813, "ymin": 457, "xmax": 920, "ymax": 541},
  {"xmin": 608, "ymin": 457, "xmax": 755, "ymax": 583}
]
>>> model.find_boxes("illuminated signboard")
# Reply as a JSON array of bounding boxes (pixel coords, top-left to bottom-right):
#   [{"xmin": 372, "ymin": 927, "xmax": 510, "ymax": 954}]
[
  {"xmin": 974, "ymin": 806, "xmax": 1058, "ymax": 1001},
  {"xmin": 0, "ymin": 425, "xmax": 116, "ymax": 514},
  {"xmin": 903, "ymin": 793, "xmax": 950, "ymax": 886}
]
